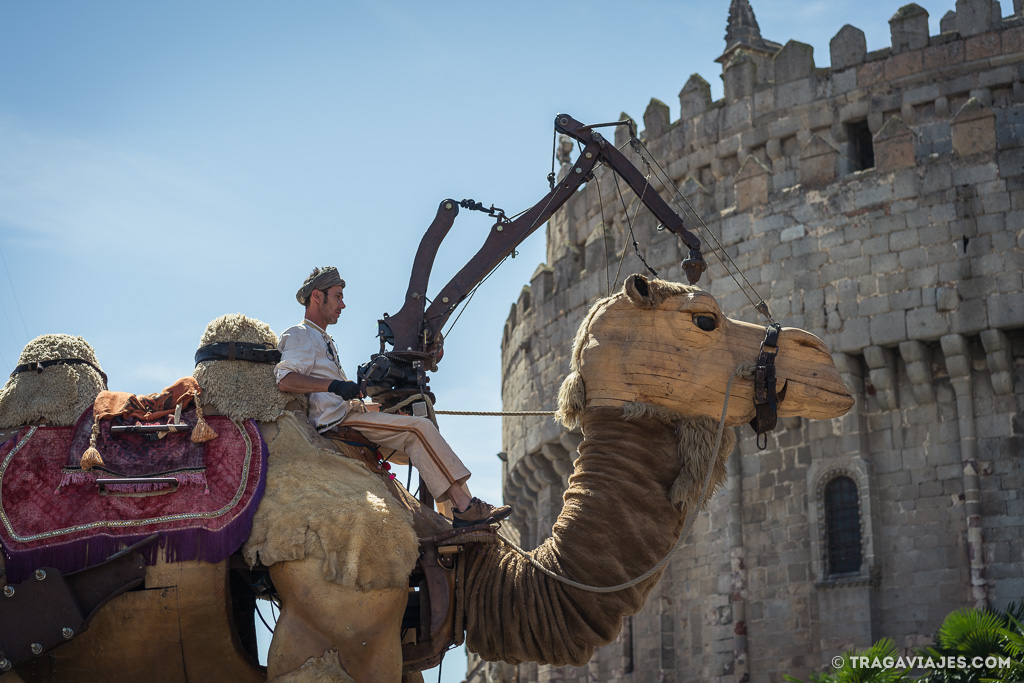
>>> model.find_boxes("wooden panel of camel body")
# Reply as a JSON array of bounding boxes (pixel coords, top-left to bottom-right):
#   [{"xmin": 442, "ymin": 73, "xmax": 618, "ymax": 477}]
[{"xmin": 0, "ymin": 274, "xmax": 853, "ymax": 682}]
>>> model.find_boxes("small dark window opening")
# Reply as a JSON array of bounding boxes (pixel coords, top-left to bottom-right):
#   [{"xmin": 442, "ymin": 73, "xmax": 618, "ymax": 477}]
[
  {"xmin": 825, "ymin": 476, "xmax": 862, "ymax": 575},
  {"xmin": 847, "ymin": 120, "xmax": 874, "ymax": 171}
]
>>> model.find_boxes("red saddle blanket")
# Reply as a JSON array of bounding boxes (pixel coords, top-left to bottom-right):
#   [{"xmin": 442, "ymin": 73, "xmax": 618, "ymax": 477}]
[
  {"xmin": 0, "ymin": 415, "xmax": 266, "ymax": 583},
  {"xmin": 62, "ymin": 406, "xmax": 207, "ymax": 489}
]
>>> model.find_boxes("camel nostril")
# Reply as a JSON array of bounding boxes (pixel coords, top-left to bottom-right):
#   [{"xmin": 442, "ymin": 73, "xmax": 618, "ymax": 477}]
[{"xmin": 632, "ymin": 276, "xmax": 649, "ymax": 298}]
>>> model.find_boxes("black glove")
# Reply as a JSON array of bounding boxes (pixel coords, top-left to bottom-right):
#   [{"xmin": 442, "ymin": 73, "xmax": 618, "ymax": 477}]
[{"xmin": 328, "ymin": 379, "xmax": 361, "ymax": 400}]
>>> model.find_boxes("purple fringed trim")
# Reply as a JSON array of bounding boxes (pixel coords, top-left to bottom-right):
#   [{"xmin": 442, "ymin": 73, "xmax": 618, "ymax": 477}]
[
  {"xmin": 56, "ymin": 470, "xmax": 93, "ymax": 491},
  {"xmin": 5, "ymin": 421, "xmax": 268, "ymax": 583},
  {"xmin": 55, "ymin": 470, "xmax": 208, "ymax": 494},
  {"xmin": 100, "ymin": 483, "xmax": 173, "ymax": 494},
  {"xmin": 176, "ymin": 471, "xmax": 207, "ymax": 486}
]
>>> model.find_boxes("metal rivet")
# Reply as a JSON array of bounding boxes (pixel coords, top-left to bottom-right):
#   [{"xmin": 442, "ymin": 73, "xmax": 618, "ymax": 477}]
[
  {"xmin": 34, "ymin": 569, "xmax": 46, "ymax": 581},
  {"xmin": 586, "ymin": 152, "xmax": 593, "ymax": 159},
  {"xmin": 3, "ymin": 586, "xmax": 13, "ymax": 597},
  {"xmin": 0, "ymin": 659, "xmax": 10, "ymax": 671},
  {"xmin": 442, "ymin": 297, "xmax": 449, "ymax": 304},
  {"xmin": 62, "ymin": 627, "xmax": 74, "ymax": 639},
  {"xmin": 496, "ymin": 225, "xmax": 503, "ymax": 232},
  {"xmin": 31, "ymin": 643, "xmax": 42, "ymax": 655},
  {"xmin": 559, "ymin": 117, "xmax": 568, "ymax": 126},
  {"xmin": 444, "ymin": 202, "xmax": 452, "ymax": 210},
  {"xmin": 575, "ymin": 167, "xmax": 582, "ymax": 174}
]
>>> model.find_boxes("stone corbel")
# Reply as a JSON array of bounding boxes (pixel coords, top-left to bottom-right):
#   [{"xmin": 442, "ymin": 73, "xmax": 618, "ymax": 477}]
[
  {"xmin": 980, "ymin": 329, "xmax": 1014, "ymax": 396},
  {"xmin": 863, "ymin": 346, "xmax": 898, "ymax": 411},
  {"xmin": 898, "ymin": 340, "xmax": 935, "ymax": 405},
  {"xmin": 941, "ymin": 334, "xmax": 972, "ymax": 387},
  {"xmin": 540, "ymin": 442, "xmax": 573, "ymax": 483},
  {"xmin": 559, "ymin": 430, "xmax": 584, "ymax": 460},
  {"xmin": 519, "ymin": 452, "xmax": 556, "ymax": 491},
  {"xmin": 504, "ymin": 463, "xmax": 533, "ymax": 509},
  {"xmin": 509, "ymin": 458, "xmax": 541, "ymax": 495}
]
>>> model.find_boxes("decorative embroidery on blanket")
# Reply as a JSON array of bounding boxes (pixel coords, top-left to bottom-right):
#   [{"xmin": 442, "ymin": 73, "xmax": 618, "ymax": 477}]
[
  {"xmin": 61, "ymin": 407, "xmax": 207, "ymax": 491},
  {"xmin": 0, "ymin": 415, "xmax": 267, "ymax": 582}
]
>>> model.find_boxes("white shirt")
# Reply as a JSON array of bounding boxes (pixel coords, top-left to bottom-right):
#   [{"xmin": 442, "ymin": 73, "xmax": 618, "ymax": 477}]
[{"xmin": 275, "ymin": 319, "xmax": 351, "ymax": 430}]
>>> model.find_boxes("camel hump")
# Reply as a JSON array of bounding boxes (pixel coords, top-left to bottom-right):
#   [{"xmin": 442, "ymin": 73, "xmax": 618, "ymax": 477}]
[
  {"xmin": 193, "ymin": 313, "xmax": 298, "ymax": 423},
  {"xmin": 0, "ymin": 334, "xmax": 107, "ymax": 429}
]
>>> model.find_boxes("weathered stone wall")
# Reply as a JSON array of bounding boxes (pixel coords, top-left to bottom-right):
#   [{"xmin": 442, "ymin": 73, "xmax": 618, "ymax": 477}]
[{"xmin": 477, "ymin": 1, "xmax": 1024, "ymax": 681}]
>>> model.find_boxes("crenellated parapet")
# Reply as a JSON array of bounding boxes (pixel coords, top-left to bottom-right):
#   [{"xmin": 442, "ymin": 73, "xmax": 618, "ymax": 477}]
[{"xmin": 490, "ymin": 1, "xmax": 1024, "ymax": 682}]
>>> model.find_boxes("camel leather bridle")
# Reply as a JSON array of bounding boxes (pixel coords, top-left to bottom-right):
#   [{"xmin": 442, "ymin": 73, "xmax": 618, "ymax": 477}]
[{"xmin": 749, "ymin": 323, "xmax": 782, "ymax": 449}]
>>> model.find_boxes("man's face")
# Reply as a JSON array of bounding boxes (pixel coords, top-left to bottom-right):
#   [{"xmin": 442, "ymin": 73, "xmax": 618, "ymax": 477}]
[{"xmin": 317, "ymin": 286, "xmax": 346, "ymax": 326}]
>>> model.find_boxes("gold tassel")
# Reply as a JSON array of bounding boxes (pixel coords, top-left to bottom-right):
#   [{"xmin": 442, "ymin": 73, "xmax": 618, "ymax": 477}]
[
  {"xmin": 80, "ymin": 419, "xmax": 103, "ymax": 470},
  {"xmin": 191, "ymin": 399, "xmax": 217, "ymax": 443}
]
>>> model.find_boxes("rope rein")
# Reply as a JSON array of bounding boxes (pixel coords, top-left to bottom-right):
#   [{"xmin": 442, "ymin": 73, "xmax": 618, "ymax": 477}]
[
  {"xmin": 380, "ymin": 394, "xmax": 553, "ymax": 417},
  {"xmin": 436, "ymin": 410, "xmax": 555, "ymax": 416},
  {"xmin": 495, "ymin": 361, "xmax": 755, "ymax": 594}
]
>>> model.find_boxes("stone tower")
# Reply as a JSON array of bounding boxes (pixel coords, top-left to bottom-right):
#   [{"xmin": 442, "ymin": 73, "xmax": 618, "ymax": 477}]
[{"xmin": 472, "ymin": 1, "xmax": 1024, "ymax": 681}]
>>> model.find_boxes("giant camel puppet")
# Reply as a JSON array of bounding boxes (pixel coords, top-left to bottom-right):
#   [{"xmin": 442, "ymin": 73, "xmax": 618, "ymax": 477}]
[{"xmin": 0, "ymin": 273, "xmax": 853, "ymax": 682}]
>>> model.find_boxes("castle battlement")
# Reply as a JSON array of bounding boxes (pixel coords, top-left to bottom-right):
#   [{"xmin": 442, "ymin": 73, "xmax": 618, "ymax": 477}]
[{"xmin": 485, "ymin": 1, "xmax": 1024, "ymax": 681}]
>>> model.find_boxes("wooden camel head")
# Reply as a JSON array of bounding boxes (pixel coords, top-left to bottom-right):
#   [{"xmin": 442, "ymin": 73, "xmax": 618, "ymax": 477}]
[{"xmin": 556, "ymin": 274, "xmax": 854, "ymax": 428}]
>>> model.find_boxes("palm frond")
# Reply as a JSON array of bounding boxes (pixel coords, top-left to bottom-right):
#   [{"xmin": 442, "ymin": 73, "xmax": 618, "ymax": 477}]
[{"xmin": 938, "ymin": 609, "xmax": 1006, "ymax": 654}]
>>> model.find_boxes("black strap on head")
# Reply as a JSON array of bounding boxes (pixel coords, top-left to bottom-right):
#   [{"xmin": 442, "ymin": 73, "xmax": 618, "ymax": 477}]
[
  {"xmin": 749, "ymin": 323, "xmax": 781, "ymax": 450},
  {"xmin": 10, "ymin": 358, "xmax": 109, "ymax": 388},
  {"xmin": 194, "ymin": 341, "xmax": 282, "ymax": 367}
]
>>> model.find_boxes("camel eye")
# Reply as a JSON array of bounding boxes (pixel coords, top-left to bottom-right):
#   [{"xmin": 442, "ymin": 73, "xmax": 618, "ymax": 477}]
[{"xmin": 694, "ymin": 315, "xmax": 717, "ymax": 332}]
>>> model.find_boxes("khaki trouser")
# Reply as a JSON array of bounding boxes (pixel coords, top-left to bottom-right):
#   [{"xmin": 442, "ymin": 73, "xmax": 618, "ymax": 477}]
[{"xmin": 333, "ymin": 411, "xmax": 471, "ymax": 503}]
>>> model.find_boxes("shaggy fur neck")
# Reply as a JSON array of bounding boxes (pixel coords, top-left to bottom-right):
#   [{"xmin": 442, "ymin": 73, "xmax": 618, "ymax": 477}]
[
  {"xmin": 621, "ymin": 402, "xmax": 734, "ymax": 517},
  {"xmin": 462, "ymin": 406, "xmax": 734, "ymax": 666}
]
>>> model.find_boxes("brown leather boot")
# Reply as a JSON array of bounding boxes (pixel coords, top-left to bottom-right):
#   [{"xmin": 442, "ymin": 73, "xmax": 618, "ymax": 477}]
[{"xmin": 452, "ymin": 498, "xmax": 512, "ymax": 528}]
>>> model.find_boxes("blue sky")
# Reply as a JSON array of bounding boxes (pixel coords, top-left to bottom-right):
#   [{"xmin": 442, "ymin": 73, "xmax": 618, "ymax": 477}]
[{"xmin": 0, "ymin": 1, "xmax": 963, "ymax": 679}]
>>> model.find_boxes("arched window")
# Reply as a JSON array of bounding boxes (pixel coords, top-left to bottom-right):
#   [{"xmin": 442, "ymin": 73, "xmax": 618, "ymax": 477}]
[{"xmin": 824, "ymin": 476, "xmax": 862, "ymax": 575}]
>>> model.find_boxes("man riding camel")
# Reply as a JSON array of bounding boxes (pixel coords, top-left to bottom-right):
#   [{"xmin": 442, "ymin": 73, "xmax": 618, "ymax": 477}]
[{"xmin": 275, "ymin": 266, "xmax": 511, "ymax": 528}]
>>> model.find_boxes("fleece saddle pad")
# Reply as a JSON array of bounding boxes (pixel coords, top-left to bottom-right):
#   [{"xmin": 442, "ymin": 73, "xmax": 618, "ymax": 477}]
[{"xmin": 0, "ymin": 416, "xmax": 266, "ymax": 583}]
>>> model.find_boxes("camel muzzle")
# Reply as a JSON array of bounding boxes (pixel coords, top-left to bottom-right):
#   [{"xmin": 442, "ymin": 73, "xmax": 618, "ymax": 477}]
[{"xmin": 723, "ymin": 317, "xmax": 855, "ymax": 424}]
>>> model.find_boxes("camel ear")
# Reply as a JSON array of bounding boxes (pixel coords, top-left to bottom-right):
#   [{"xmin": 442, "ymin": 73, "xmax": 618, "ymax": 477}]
[{"xmin": 624, "ymin": 274, "xmax": 656, "ymax": 308}]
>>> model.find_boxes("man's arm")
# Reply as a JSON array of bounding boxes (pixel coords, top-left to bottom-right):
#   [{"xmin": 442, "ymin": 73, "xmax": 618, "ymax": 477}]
[
  {"xmin": 275, "ymin": 326, "xmax": 361, "ymax": 399},
  {"xmin": 278, "ymin": 372, "xmax": 360, "ymax": 399},
  {"xmin": 277, "ymin": 372, "xmax": 333, "ymax": 395},
  {"xmin": 276, "ymin": 327, "xmax": 332, "ymax": 393}
]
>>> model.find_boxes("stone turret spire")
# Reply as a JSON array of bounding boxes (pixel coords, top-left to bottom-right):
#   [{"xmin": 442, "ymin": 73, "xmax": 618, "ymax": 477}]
[
  {"xmin": 716, "ymin": 0, "xmax": 782, "ymax": 64},
  {"xmin": 725, "ymin": 0, "xmax": 763, "ymax": 48}
]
